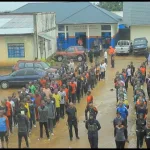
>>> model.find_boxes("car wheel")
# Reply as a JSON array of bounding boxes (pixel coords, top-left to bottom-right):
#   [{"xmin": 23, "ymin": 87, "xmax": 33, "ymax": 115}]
[
  {"xmin": 1, "ymin": 81, "xmax": 9, "ymax": 89},
  {"xmin": 57, "ymin": 56, "xmax": 63, "ymax": 62},
  {"xmin": 77, "ymin": 55, "xmax": 83, "ymax": 62}
]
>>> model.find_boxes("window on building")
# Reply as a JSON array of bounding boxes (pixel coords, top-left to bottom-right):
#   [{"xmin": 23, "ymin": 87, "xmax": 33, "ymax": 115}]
[
  {"xmin": 101, "ymin": 25, "xmax": 111, "ymax": 30},
  {"xmin": 8, "ymin": 43, "xmax": 25, "ymax": 58},
  {"xmin": 66, "ymin": 26, "xmax": 68, "ymax": 31},
  {"xmin": 58, "ymin": 25, "xmax": 65, "ymax": 31}
]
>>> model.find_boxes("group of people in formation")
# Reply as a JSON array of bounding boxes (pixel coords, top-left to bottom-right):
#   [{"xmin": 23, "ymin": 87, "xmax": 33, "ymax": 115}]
[
  {"xmin": 0, "ymin": 50, "xmax": 108, "ymax": 149},
  {"xmin": 114, "ymin": 60, "xmax": 150, "ymax": 148}
]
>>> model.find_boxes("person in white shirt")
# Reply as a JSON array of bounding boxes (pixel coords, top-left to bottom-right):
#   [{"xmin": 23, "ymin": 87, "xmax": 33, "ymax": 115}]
[
  {"xmin": 126, "ymin": 65, "xmax": 132, "ymax": 83},
  {"xmin": 101, "ymin": 61, "xmax": 107, "ymax": 79},
  {"xmin": 68, "ymin": 59, "xmax": 75, "ymax": 72},
  {"xmin": 104, "ymin": 50, "xmax": 108, "ymax": 64},
  {"xmin": 100, "ymin": 62, "xmax": 105, "ymax": 80},
  {"xmin": 58, "ymin": 87, "xmax": 66, "ymax": 119}
]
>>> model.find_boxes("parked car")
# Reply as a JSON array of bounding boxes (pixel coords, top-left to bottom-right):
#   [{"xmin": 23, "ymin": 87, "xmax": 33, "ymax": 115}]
[
  {"xmin": 54, "ymin": 46, "xmax": 87, "ymax": 62},
  {"xmin": 115, "ymin": 40, "xmax": 132, "ymax": 55},
  {"xmin": 133, "ymin": 37, "xmax": 148, "ymax": 55},
  {"xmin": 12, "ymin": 60, "xmax": 59, "ymax": 73},
  {"xmin": 0, "ymin": 68, "xmax": 46, "ymax": 89}
]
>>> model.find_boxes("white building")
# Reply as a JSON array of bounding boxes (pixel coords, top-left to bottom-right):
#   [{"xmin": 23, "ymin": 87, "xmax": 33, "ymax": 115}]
[
  {"xmin": 0, "ymin": 13, "xmax": 56, "ymax": 66},
  {"xmin": 13, "ymin": 2, "xmax": 122, "ymax": 49},
  {"xmin": 123, "ymin": 2, "xmax": 150, "ymax": 47}
]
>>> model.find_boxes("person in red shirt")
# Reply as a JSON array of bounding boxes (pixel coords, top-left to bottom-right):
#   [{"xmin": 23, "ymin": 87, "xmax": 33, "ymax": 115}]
[
  {"xmin": 34, "ymin": 91, "xmax": 42, "ymax": 121},
  {"xmin": 86, "ymin": 91, "xmax": 93, "ymax": 105},
  {"xmin": 69, "ymin": 79, "xmax": 77, "ymax": 104},
  {"xmin": 3, "ymin": 99, "xmax": 12, "ymax": 134},
  {"xmin": 40, "ymin": 77, "xmax": 47, "ymax": 88}
]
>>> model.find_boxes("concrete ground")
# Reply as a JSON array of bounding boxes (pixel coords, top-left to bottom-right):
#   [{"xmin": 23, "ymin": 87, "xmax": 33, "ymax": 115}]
[{"xmin": 0, "ymin": 55, "xmax": 149, "ymax": 148}]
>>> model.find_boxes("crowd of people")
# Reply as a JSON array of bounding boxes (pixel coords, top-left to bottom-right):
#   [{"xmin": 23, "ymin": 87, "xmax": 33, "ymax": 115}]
[
  {"xmin": 114, "ymin": 60, "xmax": 150, "ymax": 148},
  {"xmin": 0, "ymin": 45, "xmax": 150, "ymax": 149},
  {"xmin": 0, "ymin": 52, "xmax": 108, "ymax": 148}
]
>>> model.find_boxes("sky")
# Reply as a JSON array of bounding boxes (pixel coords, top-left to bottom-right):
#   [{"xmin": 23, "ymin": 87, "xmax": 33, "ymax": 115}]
[{"xmin": 0, "ymin": 2, "xmax": 99, "ymax": 12}]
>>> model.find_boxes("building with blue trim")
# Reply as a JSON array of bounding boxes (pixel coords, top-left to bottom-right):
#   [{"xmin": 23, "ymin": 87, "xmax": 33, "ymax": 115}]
[{"xmin": 13, "ymin": 2, "xmax": 122, "ymax": 50}]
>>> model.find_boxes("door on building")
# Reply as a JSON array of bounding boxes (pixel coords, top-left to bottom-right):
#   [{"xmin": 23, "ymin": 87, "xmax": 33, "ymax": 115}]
[
  {"xmin": 101, "ymin": 32, "xmax": 111, "ymax": 49},
  {"xmin": 75, "ymin": 32, "xmax": 86, "ymax": 48}
]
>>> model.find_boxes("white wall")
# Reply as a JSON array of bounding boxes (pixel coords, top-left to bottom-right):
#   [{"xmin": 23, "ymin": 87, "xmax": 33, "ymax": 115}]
[
  {"xmin": 35, "ymin": 12, "xmax": 56, "ymax": 59},
  {"xmin": 131, "ymin": 25, "xmax": 150, "ymax": 47},
  {"xmin": 67, "ymin": 24, "xmax": 101, "ymax": 37}
]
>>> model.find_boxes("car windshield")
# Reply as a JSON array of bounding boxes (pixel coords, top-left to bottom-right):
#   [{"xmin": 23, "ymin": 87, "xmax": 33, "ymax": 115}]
[
  {"xmin": 134, "ymin": 39, "xmax": 147, "ymax": 45},
  {"xmin": 40, "ymin": 62, "xmax": 50, "ymax": 68}
]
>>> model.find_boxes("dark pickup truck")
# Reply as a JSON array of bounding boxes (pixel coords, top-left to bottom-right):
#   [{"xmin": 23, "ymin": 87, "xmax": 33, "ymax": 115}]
[{"xmin": 133, "ymin": 37, "xmax": 148, "ymax": 55}]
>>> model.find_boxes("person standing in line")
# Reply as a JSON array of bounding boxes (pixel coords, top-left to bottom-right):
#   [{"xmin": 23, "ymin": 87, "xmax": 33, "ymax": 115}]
[
  {"xmin": 104, "ymin": 50, "xmax": 108, "ymax": 64},
  {"xmin": 146, "ymin": 74, "xmax": 150, "ymax": 101},
  {"xmin": 29, "ymin": 82, "xmax": 36, "ymax": 95},
  {"xmin": 0, "ymin": 109, "xmax": 9, "ymax": 149},
  {"xmin": 69, "ymin": 79, "xmax": 77, "ymax": 104},
  {"xmin": 46, "ymin": 95, "xmax": 55, "ymax": 136},
  {"xmin": 4, "ymin": 99, "xmax": 13, "ymax": 134},
  {"xmin": 38, "ymin": 100, "xmax": 50, "ymax": 141},
  {"xmin": 43, "ymin": 85, "xmax": 51, "ymax": 99},
  {"xmin": 126, "ymin": 65, "xmax": 132, "ymax": 84},
  {"xmin": 111, "ymin": 54, "xmax": 115, "ymax": 68},
  {"xmin": 85, "ymin": 115, "xmax": 101, "ymax": 148},
  {"xmin": 58, "ymin": 87, "xmax": 66, "ymax": 119},
  {"xmin": 17, "ymin": 108, "xmax": 29, "ymax": 148},
  {"xmin": 114, "ymin": 121, "xmax": 127, "ymax": 149},
  {"xmin": 85, "ymin": 102, "xmax": 98, "ymax": 121},
  {"xmin": 136, "ymin": 113, "xmax": 146, "ymax": 148},
  {"xmin": 130, "ymin": 62, "xmax": 135, "ymax": 77},
  {"xmin": 101, "ymin": 60, "xmax": 107, "ymax": 79},
  {"xmin": 144, "ymin": 121, "xmax": 150, "ymax": 148},
  {"xmin": 53, "ymin": 89, "xmax": 61, "ymax": 123},
  {"xmin": 66, "ymin": 102, "xmax": 80, "ymax": 141},
  {"xmin": 88, "ymin": 49, "xmax": 94, "ymax": 65}
]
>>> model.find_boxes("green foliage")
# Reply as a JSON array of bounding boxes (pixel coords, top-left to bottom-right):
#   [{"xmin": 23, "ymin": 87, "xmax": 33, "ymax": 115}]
[{"xmin": 97, "ymin": 2, "xmax": 123, "ymax": 11}]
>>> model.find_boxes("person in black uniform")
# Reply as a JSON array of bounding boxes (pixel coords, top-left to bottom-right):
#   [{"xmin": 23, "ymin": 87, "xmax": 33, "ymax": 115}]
[
  {"xmin": 76, "ymin": 76, "xmax": 81, "ymax": 103},
  {"xmin": 85, "ymin": 115, "xmax": 101, "ymax": 148},
  {"xmin": 136, "ymin": 113, "xmax": 146, "ymax": 148},
  {"xmin": 66, "ymin": 102, "xmax": 80, "ymax": 141},
  {"xmin": 144, "ymin": 121, "xmax": 150, "ymax": 148},
  {"xmin": 85, "ymin": 102, "xmax": 98, "ymax": 121}
]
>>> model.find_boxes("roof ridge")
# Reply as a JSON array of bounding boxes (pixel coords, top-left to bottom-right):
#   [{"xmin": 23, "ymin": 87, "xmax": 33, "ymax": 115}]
[
  {"xmin": 89, "ymin": 3, "xmax": 119, "ymax": 22},
  {"xmin": 58, "ymin": 4, "xmax": 91, "ymax": 24}
]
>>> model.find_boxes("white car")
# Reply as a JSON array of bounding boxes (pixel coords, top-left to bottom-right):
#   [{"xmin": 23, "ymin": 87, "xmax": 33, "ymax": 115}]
[{"xmin": 115, "ymin": 40, "xmax": 132, "ymax": 55}]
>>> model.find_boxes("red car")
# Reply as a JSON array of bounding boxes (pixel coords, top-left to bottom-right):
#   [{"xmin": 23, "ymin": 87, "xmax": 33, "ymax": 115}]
[
  {"xmin": 55, "ymin": 46, "xmax": 87, "ymax": 62},
  {"xmin": 12, "ymin": 60, "xmax": 59, "ymax": 73}
]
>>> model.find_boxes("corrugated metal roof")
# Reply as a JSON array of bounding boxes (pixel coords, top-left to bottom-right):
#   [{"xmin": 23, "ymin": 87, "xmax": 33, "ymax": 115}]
[
  {"xmin": 13, "ymin": 2, "xmax": 90, "ymax": 24},
  {"xmin": 12, "ymin": 2, "xmax": 121, "ymax": 24},
  {"xmin": 59, "ymin": 4, "xmax": 121, "ymax": 24},
  {"xmin": 123, "ymin": 2, "xmax": 150, "ymax": 26},
  {"xmin": 0, "ymin": 15, "xmax": 33, "ymax": 34},
  {"xmin": 0, "ymin": 28, "xmax": 33, "ymax": 35}
]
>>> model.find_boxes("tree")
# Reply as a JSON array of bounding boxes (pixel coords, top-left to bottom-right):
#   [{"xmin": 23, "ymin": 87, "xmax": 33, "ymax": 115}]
[{"xmin": 97, "ymin": 2, "xmax": 123, "ymax": 11}]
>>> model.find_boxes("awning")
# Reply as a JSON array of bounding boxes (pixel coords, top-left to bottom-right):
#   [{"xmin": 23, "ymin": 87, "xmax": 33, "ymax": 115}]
[{"xmin": 38, "ymin": 32, "xmax": 55, "ymax": 40}]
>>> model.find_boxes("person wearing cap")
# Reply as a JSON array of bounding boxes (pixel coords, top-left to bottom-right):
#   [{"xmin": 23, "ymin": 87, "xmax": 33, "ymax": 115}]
[
  {"xmin": 85, "ymin": 114, "xmax": 101, "ymax": 148},
  {"xmin": 85, "ymin": 102, "xmax": 98, "ymax": 121},
  {"xmin": 66, "ymin": 102, "xmax": 80, "ymax": 141}
]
